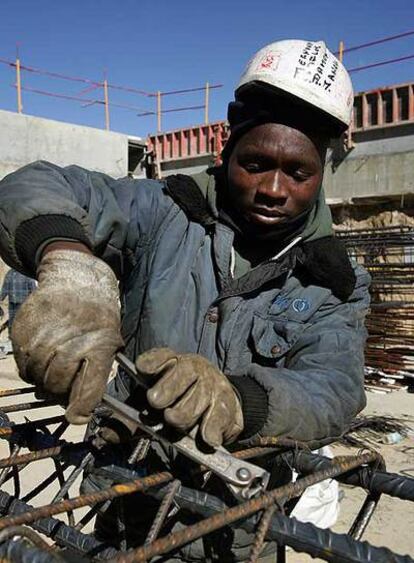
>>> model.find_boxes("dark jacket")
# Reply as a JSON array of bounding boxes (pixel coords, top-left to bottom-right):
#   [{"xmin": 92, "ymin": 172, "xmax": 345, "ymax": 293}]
[{"xmin": 0, "ymin": 160, "xmax": 369, "ymax": 447}]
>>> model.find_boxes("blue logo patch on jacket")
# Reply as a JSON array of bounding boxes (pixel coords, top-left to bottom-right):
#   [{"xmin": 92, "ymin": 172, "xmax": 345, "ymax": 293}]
[
  {"xmin": 292, "ymin": 298, "xmax": 310, "ymax": 313},
  {"xmin": 273, "ymin": 295, "xmax": 291, "ymax": 309}
]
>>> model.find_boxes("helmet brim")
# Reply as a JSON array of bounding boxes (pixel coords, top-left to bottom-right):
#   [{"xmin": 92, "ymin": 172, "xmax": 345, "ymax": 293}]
[{"xmin": 235, "ymin": 81, "xmax": 347, "ymax": 139}]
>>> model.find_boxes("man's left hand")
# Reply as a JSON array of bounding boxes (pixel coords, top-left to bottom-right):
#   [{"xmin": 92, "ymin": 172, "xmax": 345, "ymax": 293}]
[{"xmin": 136, "ymin": 348, "xmax": 244, "ymax": 447}]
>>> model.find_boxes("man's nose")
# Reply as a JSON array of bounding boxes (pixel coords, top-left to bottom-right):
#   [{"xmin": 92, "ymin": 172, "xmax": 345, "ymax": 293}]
[{"xmin": 258, "ymin": 171, "xmax": 288, "ymax": 200}]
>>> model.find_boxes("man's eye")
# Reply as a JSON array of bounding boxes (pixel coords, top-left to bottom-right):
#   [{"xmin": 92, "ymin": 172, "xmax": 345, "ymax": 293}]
[
  {"xmin": 243, "ymin": 162, "xmax": 262, "ymax": 172},
  {"xmin": 291, "ymin": 169, "xmax": 311, "ymax": 181}
]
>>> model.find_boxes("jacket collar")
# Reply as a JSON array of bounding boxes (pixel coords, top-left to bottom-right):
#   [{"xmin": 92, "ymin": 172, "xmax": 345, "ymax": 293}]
[{"xmin": 165, "ymin": 173, "xmax": 356, "ymax": 301}]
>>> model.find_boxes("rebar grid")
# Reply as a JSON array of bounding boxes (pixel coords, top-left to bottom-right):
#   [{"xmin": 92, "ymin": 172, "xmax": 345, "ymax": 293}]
[
  {"xmin": 0, "ymin": 471, "xmax": 174, "ymax": 530},
  {"xmin": 114, "ymin": 451, "xmax": 380, "ymax": 562},
  {"xmin": 337, "ymin": 225, "xmax": 414, "ymax": 392},
  {"xmin": 0, "ymin": 397, "xmax": 412, "ymax": 562}
]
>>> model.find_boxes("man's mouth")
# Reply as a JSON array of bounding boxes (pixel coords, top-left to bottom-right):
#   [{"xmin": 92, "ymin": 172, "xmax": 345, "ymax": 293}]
[{"xmin": 247, "ymin": 207, "xmax": 288, "ymax": 225}]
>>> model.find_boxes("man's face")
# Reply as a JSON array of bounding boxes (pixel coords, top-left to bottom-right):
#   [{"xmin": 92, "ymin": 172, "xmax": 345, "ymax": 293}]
[{"xmin": 227, "ymin": 123, "xmax": 325, "ymax": 234}]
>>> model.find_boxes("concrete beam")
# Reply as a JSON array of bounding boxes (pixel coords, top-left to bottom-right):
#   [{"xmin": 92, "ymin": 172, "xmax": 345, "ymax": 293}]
[
  {"xmin": 324, "ymin": 150, "xmax": 414, "ymax": 201},
  {"xmin": 0, "ymin": 110, "xmax": 132, "ymax": 180}
]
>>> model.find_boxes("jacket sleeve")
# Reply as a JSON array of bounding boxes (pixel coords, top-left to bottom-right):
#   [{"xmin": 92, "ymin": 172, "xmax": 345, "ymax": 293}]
[
  {"xmin": 232, "ymin": 267, "xmax": 370, "ymax": 448},
  {"xmin": 0, "ymin": 161, "xmax": 173, "ymax": 277}
]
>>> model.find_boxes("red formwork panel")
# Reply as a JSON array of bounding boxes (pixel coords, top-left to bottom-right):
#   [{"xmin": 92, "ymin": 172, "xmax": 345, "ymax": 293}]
[
  {"xmin": 148, "ymin": 121, "xmax": 229, "ymax": 164},
  {"xmin": 353, "ymin": 82, "xmax": 414, "ymax": 131}
]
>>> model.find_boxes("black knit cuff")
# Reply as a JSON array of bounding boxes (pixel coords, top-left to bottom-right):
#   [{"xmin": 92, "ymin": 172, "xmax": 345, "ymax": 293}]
[
  {"xmin": 228, "ymin": 376, "xmax": 268, "ymax": 439},
  {"xmin": 15, "ymin": 215, "xmax": 91, "ymax": 274}
]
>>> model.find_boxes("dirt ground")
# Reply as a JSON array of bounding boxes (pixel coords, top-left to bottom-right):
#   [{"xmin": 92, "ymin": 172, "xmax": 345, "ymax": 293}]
[{"xmin": 0, "ymin": 354, "xmax": 412, "ymax": 561}]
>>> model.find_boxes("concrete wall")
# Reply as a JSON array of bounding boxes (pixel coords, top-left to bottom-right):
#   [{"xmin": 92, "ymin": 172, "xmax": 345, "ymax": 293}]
[
  {"xmin": 324, "ymin": 125, "xmax": 414, "ymax": 203},
  {"xmin": 0, "ymin": 110, "xmax": 131, "ymax": 180},
  {"xmin": 324, "ymin": 150, "xmax": 414, "ymax": 202}
]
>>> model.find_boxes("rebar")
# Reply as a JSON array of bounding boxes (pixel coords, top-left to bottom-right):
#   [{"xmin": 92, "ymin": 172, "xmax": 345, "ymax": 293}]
[
  {"xmin": 174, "ymin": 492, "xmax": 413, "ymax": 563},
  {"xmin": 128, "ymin": 436, "xmax": 151, "ymax": 465},
  {"xmin": 337, "ymin": 225, "xmax": 414, "ymax": 387},
  {"xmin": 250, "ymin": 436, "xmax": 310, "ymax": 449},
  {"xmin": 52, "ymin": 451, "xmax": 94, "ymax": 503},
  {"xmin": 0, "ymin": 445, "xmax": 69, "ymax": 468},
  {"xmin": 0, "ymin": 525, "xmax": 54, "ymax": 551},
  {"xmin": 117, "ymin": 452, "xmax": 378, "ymax": 562},
  {"xmin": 0, "ymin": 444, "xmax": 20, "ymax": 486},
  {"xmin": 0, "ymin": 399, "xmax": 412, "ymax": 562},
  {"xmin": 11, "ymin": 455, "xmax": 20, "ymax": 499},
  {"xmin": 73, "ymin": 502, "xmax": 105, "ymax": 532},
  {"xmin": 0, "ymin": 415, "xmax": 65, "ymax": 439},
  {"xmin": 348, "ymin": 492, "xmax": 382, "ymax": 540},
  {"xmin": 144, "ymin": 479, "xmax": 181, "ymax": 545},
  {"xmin": 247, "ymin": 504, "xmax": 277, "ymax": 563},
  {"xmin": 0, "ymin": 386, "xmax": 36, "ymax": 397},
  {"xmin": 0, "ymin": 489, "xmax": 118, "ymax": 559},
  {"xmin": 0, "ymin": 471, "xmax": 173, "ymax": 530},
  {"xmin": 289, "ymin": 450, "xmax": 414, "ymax": 502},
  {"xmin": 53, "ymin": 458, "xmax": 75, "ymax": 527},
  {"xmin": 0, "ymin": 399, "xmax": 60, "ymax": 413}
]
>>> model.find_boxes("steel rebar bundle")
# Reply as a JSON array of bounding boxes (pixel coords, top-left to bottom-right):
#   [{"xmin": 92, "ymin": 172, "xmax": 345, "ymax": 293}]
[
  {"xmin": 337, "ymin": 225, "xmax": 414, "ymax": 391},
  {"xmin": 0, "ymin": 396, "xmax": 410, "ymax": 562}
]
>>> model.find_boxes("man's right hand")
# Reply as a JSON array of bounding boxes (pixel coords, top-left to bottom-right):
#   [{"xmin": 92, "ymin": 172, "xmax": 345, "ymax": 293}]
[{"xmin": 11, "ymin": 249, "xmax": 123, "ymax": 424}]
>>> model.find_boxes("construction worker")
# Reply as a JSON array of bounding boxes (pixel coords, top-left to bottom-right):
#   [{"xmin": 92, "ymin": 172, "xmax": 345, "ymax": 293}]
[
  {"xmin": 0, "ymin": 269, "xmax": 36, "ymax": 335},
  {"xmin": 0, "ymin": 40, "xmax": 369, "ymax": 560}
]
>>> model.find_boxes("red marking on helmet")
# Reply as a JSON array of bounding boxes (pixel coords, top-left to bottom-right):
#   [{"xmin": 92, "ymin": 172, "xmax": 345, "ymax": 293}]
[{"xmin": 260, "ymin": 53, "xmax": 275, "ymax": 69}]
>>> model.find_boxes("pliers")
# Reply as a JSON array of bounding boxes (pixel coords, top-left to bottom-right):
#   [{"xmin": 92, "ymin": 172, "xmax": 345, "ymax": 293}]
[{"xmin": 101, "ymin": 353, "xmax": 270, "ymax": 501}]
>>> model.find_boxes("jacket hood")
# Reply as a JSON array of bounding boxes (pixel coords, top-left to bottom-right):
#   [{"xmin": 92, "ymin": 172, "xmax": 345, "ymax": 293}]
[{"xmin": 299, "ymin": 186, "xmax": 333, "ymax": 242}]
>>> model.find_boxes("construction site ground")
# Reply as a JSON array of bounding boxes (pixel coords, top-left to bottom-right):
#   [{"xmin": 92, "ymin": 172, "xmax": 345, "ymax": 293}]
[{"xmin": 0, "ymin": 354, "xmax": 412, "ymax": 561}]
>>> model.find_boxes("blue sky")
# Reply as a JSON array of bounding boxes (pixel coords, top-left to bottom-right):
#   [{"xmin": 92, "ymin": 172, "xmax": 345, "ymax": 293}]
[{"xmin": 0, "ymin": 0, "xmax": 413, "ymax": 136}]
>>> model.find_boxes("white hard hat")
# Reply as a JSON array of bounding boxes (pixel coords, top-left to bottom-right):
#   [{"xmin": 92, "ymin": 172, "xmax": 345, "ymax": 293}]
[{"xmin": 236, "ymin": 40, "xmax": 353, "ymax": 134}]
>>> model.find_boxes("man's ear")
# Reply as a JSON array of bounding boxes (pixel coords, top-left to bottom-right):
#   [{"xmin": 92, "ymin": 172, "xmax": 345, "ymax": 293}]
[{"xmin": 314, "ymin": 138, "xmax": 330, "ymax": 169}]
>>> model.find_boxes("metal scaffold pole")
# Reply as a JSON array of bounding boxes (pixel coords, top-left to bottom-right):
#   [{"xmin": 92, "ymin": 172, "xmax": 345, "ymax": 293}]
[
  {"xmin": 103, "ymin": 71, "xmax": 110, "ymax": 131},
  {"xmin": 15, "ymin": 44, "xmax": 23, "ymax": 114},
  {"xmin": 157, "ymin": 90, "xmax": 162, "ymax": 132},
  {"xmin": 204, "ymin": 81, "xmax": 209, "ymax": 124}
]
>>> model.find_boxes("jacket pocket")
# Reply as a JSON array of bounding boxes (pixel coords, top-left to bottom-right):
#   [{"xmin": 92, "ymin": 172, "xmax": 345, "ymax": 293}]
[{"xmin": 250, "ymin": 313, "xmax": 305, "ymax": 362}]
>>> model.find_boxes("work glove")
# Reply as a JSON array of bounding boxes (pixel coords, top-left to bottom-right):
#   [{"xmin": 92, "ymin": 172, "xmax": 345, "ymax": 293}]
[
  {"xmin": 11, "ymin": 250, "xmax": 123, "ymax": 424},
  {"xmin": 136, "ymin": 348, "xmax": 244, "ymax": 448}
]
